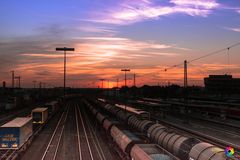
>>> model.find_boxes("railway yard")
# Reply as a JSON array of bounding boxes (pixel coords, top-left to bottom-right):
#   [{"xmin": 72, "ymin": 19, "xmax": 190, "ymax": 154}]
[
  {"xmin": 2, "ymin": 0, "xmax": 240, "ymax": 159},
  {"xmin": 0, "ymin": 95, "xmax": 239, "ymax": 160}
]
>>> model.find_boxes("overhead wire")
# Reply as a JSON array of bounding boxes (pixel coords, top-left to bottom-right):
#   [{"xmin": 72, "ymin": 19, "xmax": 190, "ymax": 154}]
[{"xmin": 162, "ymin": 41, "xmax": 240, "ymax": 72}]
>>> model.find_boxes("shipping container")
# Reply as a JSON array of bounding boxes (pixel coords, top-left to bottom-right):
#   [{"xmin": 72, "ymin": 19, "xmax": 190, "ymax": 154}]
[
  {"xmin": 32, "ymin": 107, "xmax": 48, "ymax": 124},
  {"xmin": 0, "ymin": 117, "xmax": 32, "ymax": 149}
]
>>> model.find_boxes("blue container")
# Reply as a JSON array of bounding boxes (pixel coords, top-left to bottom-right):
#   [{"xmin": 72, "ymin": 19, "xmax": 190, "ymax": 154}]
[
  {"xmin": 0, "ymin": 127, "xmax": 19, "ymax": 148},
  {"xmin": 0, "ymin": 117, "xmax": 32, "ymax": 149}
]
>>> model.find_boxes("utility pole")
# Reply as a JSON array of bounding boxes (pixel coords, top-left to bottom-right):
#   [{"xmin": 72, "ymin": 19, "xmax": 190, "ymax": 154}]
[
  {"xmin": 121, "ymin": 69, "xmax": 130, "ymax": 87},
  {"xmin": 184, "ymin": 60, "xmax": 188, "ymax": 88},
  {"xmin": 33, "ymin": 81, "xmax": 36, "ymax": 89},
  {"xmin": 116, "ymin": 78, "xmax": 119, "ymax": 88},
  {"xmin": 11, "ymin": 71, "xmax": 14, "ymax": 88},
  {"xmin": 15, "ymin": 76, "xmax": 20, "ymax": 88},
  {"xmin": 121, "ymin": 69, "xmax": 130, "ymax": 115},
  {"xmin": 56, "ymin": 47, "xmax": 75, "ymax": 97},
  {"xmin": 184, "ymin": 60, "xmax": 189, "ymax": 124},
  {"xmin": 2, "ymin": 81, "xmax": 6, "ymax": 89},
  {"xmin": 133, "ymin": 73, "xmax": 136, "ymax": 87},
  {"xmin": 99, "ymin": 79, "xmax": 105, "ymax": 89}
]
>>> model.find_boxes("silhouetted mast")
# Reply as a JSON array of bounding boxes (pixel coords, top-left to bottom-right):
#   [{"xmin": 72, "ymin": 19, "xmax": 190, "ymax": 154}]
[
  {"xmin": 11, "ymin": 71, "xmax": 14, "ymax": 88},
  {"xmin": 15, "ymin": 76, "xmax": 20, "ymax": 88},
  {"xmin": 121, "ymin": 69, "xmax": 130, "ymax": 87},
  {"xmin": 184, "ymin": 60, "xmax": 188, "ymax": 88},
  {"xmin": 133, "ymin": 73, "xmax": 136, "ymax": 87},
  {"xmin": 99, "ymin": 79, "xmax": 105, "ymax": 88},
  {"xmin": 56, "ymin": 47, "xmax": 75, "ymax": 97}
]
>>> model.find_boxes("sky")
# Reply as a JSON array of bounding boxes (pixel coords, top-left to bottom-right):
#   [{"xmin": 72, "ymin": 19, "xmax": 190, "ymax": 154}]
[{"xmin": 0, "ymin": 0, "xmax": 240, "ymax": 88}]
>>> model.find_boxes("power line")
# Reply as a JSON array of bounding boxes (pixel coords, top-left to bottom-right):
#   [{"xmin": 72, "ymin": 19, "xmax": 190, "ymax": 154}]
[
  {"xmin": 163, "ymin": 41, "xmax": 240, "ymax": 72},
  {"xmin": 164, "ymin": 63, "xmax": 183, "ymax": 72},
  {"xmin": 188, "ymin": 42, "xmax": 240, "ymax": 63}
]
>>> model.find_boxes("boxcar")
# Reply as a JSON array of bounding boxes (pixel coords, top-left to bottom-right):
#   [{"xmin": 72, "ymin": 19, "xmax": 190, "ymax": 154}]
[
  {"xmin": 32, "ymin": 107, "xmax": 48, "ymax": 124},
  {"xmin": 0, "ymin": 117, "xmax": 32, "ymax": 149}
]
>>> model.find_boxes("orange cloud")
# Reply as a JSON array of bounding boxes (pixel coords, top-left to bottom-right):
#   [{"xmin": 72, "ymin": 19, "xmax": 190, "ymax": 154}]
[{"xmin": 2, "ymin": 35, "xmax": 237, "ymax": 88}]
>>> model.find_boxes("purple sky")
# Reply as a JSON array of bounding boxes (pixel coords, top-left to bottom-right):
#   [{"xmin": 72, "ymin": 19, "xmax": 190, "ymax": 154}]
[{"xmin": 0, "ymin": 0, "xmax": 240, "ymax": 88}]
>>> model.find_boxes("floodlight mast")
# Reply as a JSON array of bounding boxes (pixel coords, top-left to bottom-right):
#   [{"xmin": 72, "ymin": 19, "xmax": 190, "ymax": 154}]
[
  {"xmin": 121, "ymin": 69, "xmax": 130, "ymax": 87},
  {"xmin": 56, "ymin": 47, "xmax": 75, "ymax": 97}
]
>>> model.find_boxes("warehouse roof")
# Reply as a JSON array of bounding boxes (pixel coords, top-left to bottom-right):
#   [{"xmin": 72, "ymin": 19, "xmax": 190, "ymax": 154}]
[
  {"xmin": 32, "ymin": 107, "xmax": 48, "ymax": 112},
  {"xmin": 1, "ymin": 117, "xmax": 32, "ymax": 127}
]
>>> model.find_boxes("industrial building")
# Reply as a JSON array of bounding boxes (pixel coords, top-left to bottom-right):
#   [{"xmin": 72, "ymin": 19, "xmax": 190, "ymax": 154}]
[{"xmin": 204, "ymin": 75, "xmax": 240, "ymax": 93}]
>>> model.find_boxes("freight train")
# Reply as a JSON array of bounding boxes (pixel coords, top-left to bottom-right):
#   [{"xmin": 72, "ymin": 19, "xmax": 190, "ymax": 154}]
[
  {"xmin": 0, "ymin": 100, "xmax": 60, "ymax": 150},
  {"xmin": 32, "ymin": 108, "xmax": 48, "ymax": 124},
  {"xmin": 85, "ymin": 100, "xmax": 178, "ymax": 160},
  {"xmin": 92, "ymin": 98, "xmax": 226, "ymax": 160},
  {"xmin": 0, "ymin": 117, "xmax": 32, "ymax": 149}
]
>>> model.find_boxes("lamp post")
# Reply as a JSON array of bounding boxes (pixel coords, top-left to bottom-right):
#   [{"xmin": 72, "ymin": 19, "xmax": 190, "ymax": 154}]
[
  {"xmin": 121, "ymin": 69, "xmax": 130, "ymax": 115},
  {"xmin": 121, "ymin": 69, "xmax": 130, "ymax": 87},
  {"xmin": 184, "ymin": 60, "xmax": 189, "ymax": 124},
  {"xmin": 56, "ymin": 47, "xmax": 75, "ymax": 97}
]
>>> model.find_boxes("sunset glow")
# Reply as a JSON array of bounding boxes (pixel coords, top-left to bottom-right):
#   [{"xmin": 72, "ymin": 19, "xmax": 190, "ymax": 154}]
[{"xmin": 0, "ymin": 0, "xmax": 239, "ymax": 88}]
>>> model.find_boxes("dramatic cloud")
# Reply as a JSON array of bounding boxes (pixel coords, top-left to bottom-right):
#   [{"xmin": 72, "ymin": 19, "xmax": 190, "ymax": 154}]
[
  {"xmin": 226, "ymin": 27, "xmax": 240, "ymax": 32},
  {"xmin": 89, "ymin": 0, "xmax": 220, "ymax": 25},
  {"xmin": 77, "ymin": 37, "xmax": 174, "ymax": 51},
  {"xmin": 1, "ymin": 0, "xmax": 239, "ymax": 87},
  {"xmin": 1, "ymin": 35, "xmax": 187, "ymax": 87},
  {"xmin": 170, "ymin": 0, "xmax": 219, "ymax": 9}
]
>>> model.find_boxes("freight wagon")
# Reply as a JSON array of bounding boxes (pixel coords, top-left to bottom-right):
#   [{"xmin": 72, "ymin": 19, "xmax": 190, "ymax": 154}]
[
  {"xmin": 44, "ymin": 101, "xmax": 58, "ymax": 114},
  {"xmin": 32, "ymin": 108, "xmax": 48, "ymax": 124},
  {"xmin": 0, "ymin": 117, "xmax": 32, "ymax": 149},
  {"xmin": 94, "ymin": 99, "xmax": 227, "ymax": 160},
  {"xmin": 85, "ymin": 100, "xmax": 177, "ymax": 160}
]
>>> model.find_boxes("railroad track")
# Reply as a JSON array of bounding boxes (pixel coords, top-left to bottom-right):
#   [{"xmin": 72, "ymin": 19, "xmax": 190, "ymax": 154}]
[
  {"xmin": 130, "ymin": 100, "xmax": 240, "ymax": 146},
  {"xmin": 151, "ymin": 115, "xmax": 240, "ymax": 160},
  {"xmin": 164, "ymin": 110, "xmax": 240, "ymax": 134},
  {"xmin": 135, "ymin": 99, "xmax": 240, "ymax": 132},
  {"xmin": 75, "ymin": 102, "xmax": 105, "ymax": 160},
  {"xmin": 142, "ymin": 104, "xmax": 240, "ymax": 149},
  {"xmin": 153, "ymin": 111, "xmax": 240, "ymax": 143},
  {"xmin": 40, "ymin": 104, "xmax": 70, "ymax": 160},
  {"xmin": 0, "ymin": 108, "xmax": 62, "ymax": 160},
  {"xmin": 81, "ymin": 107, "xmax": 107, "ymax": 160},
  {"xmin": 0, "ymin": 150, "xmax": 15, "ymax": 160}
]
